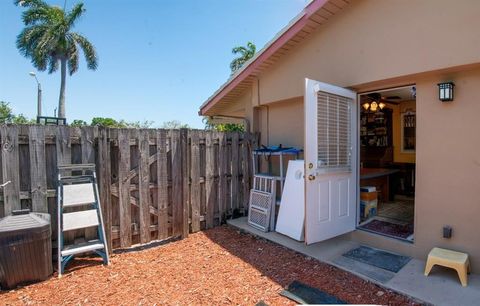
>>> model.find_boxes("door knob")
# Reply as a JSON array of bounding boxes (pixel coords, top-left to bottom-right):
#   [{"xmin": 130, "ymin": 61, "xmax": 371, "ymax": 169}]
[{"xmin": 308, "ymin": 174, "xmax": 316, "ymax": 181}]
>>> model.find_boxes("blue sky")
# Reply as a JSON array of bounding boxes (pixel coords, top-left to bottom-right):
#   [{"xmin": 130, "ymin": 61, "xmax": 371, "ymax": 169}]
[{"xmin": 0, "ymin": 0, "xmax": 307, "ymax": 128}]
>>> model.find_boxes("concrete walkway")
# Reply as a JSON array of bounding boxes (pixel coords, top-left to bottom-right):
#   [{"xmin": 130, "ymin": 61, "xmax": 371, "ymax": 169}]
[{"xmin": 227, "ymin": 217, "xmax": 480, "ymax": 306}]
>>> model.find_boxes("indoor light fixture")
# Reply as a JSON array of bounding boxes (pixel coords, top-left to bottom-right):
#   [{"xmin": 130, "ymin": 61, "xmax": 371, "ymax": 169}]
[
  {"xmin": 363, "ymin": 98, "xmax": 386, "ymax": 112},
  {"xmin": 438, "ymin": 82, "xmax": 454, "ymax": 101}
]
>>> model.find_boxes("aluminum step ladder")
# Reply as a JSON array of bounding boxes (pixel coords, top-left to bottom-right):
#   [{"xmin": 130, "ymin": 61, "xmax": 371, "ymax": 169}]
[{"xmin": 57, "ymin": 164, "xmax": 109, "ymax": 276}]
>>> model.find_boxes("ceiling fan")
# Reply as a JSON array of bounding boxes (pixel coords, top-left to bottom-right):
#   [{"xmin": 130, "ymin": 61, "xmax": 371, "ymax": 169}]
[{"xmin": 362, "ymin": 93, "xmax": 401, "ymax": 111}]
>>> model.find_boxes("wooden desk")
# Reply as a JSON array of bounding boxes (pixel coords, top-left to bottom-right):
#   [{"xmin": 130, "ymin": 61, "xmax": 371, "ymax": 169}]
[{"xmin": 360, "ymin": 168, "xmax": 399, "ymax": 202}]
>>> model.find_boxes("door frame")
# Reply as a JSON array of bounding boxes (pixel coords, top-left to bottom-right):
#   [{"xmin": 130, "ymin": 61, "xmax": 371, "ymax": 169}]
[{"xmin": 355, "ymin": 84, "xmax": 417, "ymax": 243}]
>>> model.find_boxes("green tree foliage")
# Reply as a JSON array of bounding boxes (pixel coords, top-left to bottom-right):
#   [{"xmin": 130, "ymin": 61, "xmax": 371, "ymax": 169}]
[
  {"xmin": 214, "ymin": 123, "xmax": 245, "ymax": 132},
  {"xmin": 15, "ymin": 0, "xmax": 98, "ymax": 119},
  {"xmin": 0, "ymin": 101, "xmax": 35, "ymax": 124},
  {"xmin": 204, "ymin": 42, "xmax": 256, "ymax": 132},
  {"xmin": 11, "ymin": 114, "xmax": 35, "ymax": 124},
  {"xmin": 89, "ymin": 117, "xmax": 155, "ymax": 128},
  {"xmin": 90, "ymin": 117, "xmax": 121, "ymax": 127},
  {"xmin": 161, "ymin": 120, "xmax": 190, "ymax": 129},
  {"xmin": 119, "ymin": 120, "xmax": 155, "ymax": 128},
  {"xmin": 203, "ymin": 117, "xmax": 245, "ymax": 132},
  {"xmin": 70, "ymin": 119, "xmax": 87, "ymax": 126},
  {"xmin": 0, "ymin": 101, "xmax": 14, "ymax": 123},
  {"xmin": 230, "ymin": 42, "xmax": 256, "ymax": 74}
]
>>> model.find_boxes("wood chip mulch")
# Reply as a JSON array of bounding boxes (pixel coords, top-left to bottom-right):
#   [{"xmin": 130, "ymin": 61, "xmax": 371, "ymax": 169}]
[{"xmin": 1, "ymin": 225, "xmax": 420, "ymax": 305}]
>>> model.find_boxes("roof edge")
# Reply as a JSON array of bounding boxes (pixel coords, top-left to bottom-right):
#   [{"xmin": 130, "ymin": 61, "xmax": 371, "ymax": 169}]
[{"xmin": 199, "ymin": 0, "xmax": 330, "ymax": 116}]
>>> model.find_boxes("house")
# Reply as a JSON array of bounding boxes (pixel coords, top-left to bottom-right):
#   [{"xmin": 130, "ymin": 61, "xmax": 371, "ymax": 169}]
[{"xmin": 199, "ymin": 0, "xmax": 480, "ymax": 273}]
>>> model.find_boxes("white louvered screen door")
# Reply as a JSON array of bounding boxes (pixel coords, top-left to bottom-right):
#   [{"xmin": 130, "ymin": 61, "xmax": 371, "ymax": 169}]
[{"xmin": 304, "ymin": 79, "xmax": 357, "ymax": 245}]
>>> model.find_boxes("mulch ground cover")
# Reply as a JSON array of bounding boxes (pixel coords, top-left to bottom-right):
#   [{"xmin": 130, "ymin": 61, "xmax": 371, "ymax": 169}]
[{"xmin": 1, "ymin": 225, "xmax": 420, "ymax": 305}]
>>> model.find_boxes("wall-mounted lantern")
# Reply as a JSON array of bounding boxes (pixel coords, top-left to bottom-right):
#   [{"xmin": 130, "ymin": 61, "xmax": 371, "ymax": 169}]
[{"xmin": 438, "ymin": 82, "xmax": 455, "ymax": 101}]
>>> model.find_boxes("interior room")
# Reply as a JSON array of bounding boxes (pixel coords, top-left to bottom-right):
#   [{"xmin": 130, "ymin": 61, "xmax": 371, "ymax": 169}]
[{"xmin": 358, "ymin": 86, "xmax": 416, "ymax": 242}]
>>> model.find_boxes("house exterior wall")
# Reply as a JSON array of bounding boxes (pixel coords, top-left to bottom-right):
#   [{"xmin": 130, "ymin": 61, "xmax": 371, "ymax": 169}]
[
  {"xmin": 352, "ymin": 67, "xmax": 480, "ymax": 272},
  {"xmin": 215, "ymin": 0, "xmax": 480, "ymax": 271},
  {"xmin": 255, "ymin": 97, "xmax": 304, "ymax": 148},
  {"xmin": 257, "ymin": 0, "xmax": 480, "ymax": 104}
]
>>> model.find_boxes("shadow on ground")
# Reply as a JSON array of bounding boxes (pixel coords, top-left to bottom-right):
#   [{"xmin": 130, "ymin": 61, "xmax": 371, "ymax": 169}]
[{"xmin": 202, "ymin": 224, "xmax": 418, "ymax": 305}]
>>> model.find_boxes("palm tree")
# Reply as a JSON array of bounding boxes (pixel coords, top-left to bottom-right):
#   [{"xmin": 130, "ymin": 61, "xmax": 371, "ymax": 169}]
[
  {"xmin": 15, "ymin": 0, "xmax": 97, "ymax": 119},
  {"xmin": 229, "ymin": 42, "xmax": 256, "ymax": 74}
]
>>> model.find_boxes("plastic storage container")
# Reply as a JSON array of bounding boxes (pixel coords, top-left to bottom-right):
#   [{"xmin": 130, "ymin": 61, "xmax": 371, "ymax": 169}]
[{"xmin": 0, "ymin": 210, "xmax": 52, "ymax": 289}]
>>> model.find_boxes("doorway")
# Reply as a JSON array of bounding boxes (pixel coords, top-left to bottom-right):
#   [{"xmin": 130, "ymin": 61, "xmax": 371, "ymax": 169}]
[{"xmin": 357, "ymin": 86, "xmax": 416, "ymax": 242}]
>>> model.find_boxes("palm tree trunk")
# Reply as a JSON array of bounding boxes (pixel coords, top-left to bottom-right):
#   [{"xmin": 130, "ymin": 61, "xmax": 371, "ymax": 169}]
[{"xmin": 58, "ymin": 57, "xmax": 67, "ymax": 119}]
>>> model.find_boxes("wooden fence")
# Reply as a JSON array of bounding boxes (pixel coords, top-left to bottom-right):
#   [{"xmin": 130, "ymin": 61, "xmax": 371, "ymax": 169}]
[{"xmin": 0, "ymin": 125, "xmax": 258, "ymax": 250}]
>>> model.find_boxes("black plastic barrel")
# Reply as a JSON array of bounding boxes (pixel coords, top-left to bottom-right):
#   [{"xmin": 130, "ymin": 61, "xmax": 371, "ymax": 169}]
[{"xmin": 0, "ymin": 210, "xmax": 52, "ymax": 289}]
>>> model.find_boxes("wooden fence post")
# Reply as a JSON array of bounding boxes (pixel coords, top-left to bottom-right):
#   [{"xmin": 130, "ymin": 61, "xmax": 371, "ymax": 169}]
[
  {"xmin": 181, "ymin": 128, "xmax": 189, "ymax": 238},
  {"xmin": 217, "ymin": 132, "xmax": 227, "ymax": 223},
  {"xmin": 138, "ymin": 129, "xmax": 151, "ymax": 244},
  {"xmin": 55, "ymin": 125, "xmax": 71, "ymax": 167},
  {"xmin": 205, "ymin": 132, "xmax": 215, "ymax": 228},
  {"xmin": 190, "ymin": 130, "xmax": 201, "ymax": 232},
  {"xmin": 156, "ymin": 129, "xmax": 168, "ymax": 239},
  {"xmin": 81, "ymin": 126, "xmax": 98, "ymax": 240},
  {"xmin": 98, "ymin": 127, "xmax": 112, "ymax": 251},
  {"xmin": 171, "ymin": 130, "xmax": 183, "ymax": 237},
  {"xmin": 1, "ymin": 125, "xmax": 20, "ymax": 216},
  {"xmin": 231, "ymin": 132, "xmax": 240, "ymax": 213},
  {"xmin": 118, "ymin": 129, "xmax": 132, "ymax": 248},
  {"xmin": 29, "ymin": 125, "xmax": 47, "ymax": 213},
  {"xmin": 241, "ymin": 133, "xmax": 251, "ymax": 214}
]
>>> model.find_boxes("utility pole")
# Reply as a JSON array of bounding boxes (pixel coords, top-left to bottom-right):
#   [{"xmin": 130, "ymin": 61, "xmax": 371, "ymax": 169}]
[{"xmin": 29, "ymin": 72, "xmax": 42, "ymax": 118}]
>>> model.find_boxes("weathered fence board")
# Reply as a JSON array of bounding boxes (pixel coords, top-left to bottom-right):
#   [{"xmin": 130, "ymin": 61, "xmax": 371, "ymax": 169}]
[
  {"xmin": 98, "ymin": 128, "xmax": 113, "ymax": 251},
  {"xmin": 180, "ymin": 129, "xmax": 189, "ymax": 238},
  {"xmin": 0, "ymin": 125, "xmax": 257, "ymax": 250},
  {"xmin": 190, "ymin": 130, "xmax": 201, "ymax": 232},
  {"xmin": 231, "ymin": 133, "xmax": 240, "ymax": 213},
  {"xmin": 138, "ymin": 129, "xmax": 150, "ymax": 244},
  {"xmin": 205, "ymin": 132, "xmax": 216, "ymax": 229},
  {"xmin": 29, "ymin": 126, "xmax": 47, "ymax": 213},
  {"xmin": 156, "ymin": 129, "xmax": 168, "ymax": 239},
  {"xmin": 218, "ymin": 132, "xmax": 227, "ymax": 221},
  {"xmin": 1, "ymin": 125, "xmax": 20, "ymax": 215},
  {"xmin": 118, "ymin": 129, "xmax": 132, "ymax": 248}
]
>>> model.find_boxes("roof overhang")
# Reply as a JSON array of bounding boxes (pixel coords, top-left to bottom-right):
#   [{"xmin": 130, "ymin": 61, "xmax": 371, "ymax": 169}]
[{"xmin": 199, "ymin": 0, "xmax": 351, "ymax": 116}]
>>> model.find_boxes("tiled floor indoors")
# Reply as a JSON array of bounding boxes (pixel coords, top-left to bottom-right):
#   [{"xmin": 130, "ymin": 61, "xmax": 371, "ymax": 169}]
[{"xmin": 359, "ymin": 196, "xmax": 415, "ymax": 241}]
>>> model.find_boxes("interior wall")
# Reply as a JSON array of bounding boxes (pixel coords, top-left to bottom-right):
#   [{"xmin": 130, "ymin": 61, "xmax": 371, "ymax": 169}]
[{"xmin": 392, "ymin": 100, "xmax": 416, "ymax": 163}]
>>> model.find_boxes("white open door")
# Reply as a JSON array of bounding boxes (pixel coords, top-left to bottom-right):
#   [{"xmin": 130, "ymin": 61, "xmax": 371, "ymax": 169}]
[{"xmin": 304, "ymin": 78, "xmax": 357, "ymax": 245}]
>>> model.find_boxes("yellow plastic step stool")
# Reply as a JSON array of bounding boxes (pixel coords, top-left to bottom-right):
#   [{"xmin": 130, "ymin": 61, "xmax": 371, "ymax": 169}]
[{"xmin": 424, "ymin": 247, "xmax": 471, "ymax": 286}]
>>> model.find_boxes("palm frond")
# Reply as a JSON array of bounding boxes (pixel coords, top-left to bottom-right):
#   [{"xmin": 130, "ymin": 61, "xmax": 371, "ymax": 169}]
[
  {"xmin": 16, "ymin": 0, "xmax": 96, "ymax": 74},
  {"xmin": 230, "ymin": 42, "xmax": 256, "ymax": 73},
  {"xmin": 70, "ymin": 32, "xmax": 97, "ymax": 70},
  {"xmin": 32, "ymin": 45, "xmax": 48, "ymax": 70},
  {"xmin": 14, "ymin": 0, "xmax": 48, "ymax": 9},
  {"xmin": 47, "ymin": 54, "xmax": 59, "ymax": 73},
  {"xmin": 66, "ymin": 3, "xmax": 85, "ymax": 28},
  {"xmin": 66, "ymin": 35, "xmax": 79, "ymax": 75},
  {"xmin": 232, "ymin": 46, "xmax": 247, "ymax": 55},
  {"xmin": 21, "ymin": 6, "xmax": 52, "ymax": 25}
]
